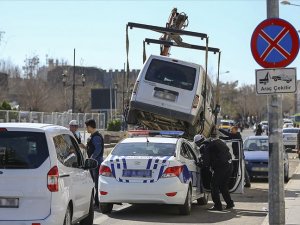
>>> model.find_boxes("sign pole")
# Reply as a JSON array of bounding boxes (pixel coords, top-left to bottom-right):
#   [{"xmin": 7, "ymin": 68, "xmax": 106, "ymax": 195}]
[{"xmin": 267, "ymin": 0, "xmax": 285, "ymax": 224}]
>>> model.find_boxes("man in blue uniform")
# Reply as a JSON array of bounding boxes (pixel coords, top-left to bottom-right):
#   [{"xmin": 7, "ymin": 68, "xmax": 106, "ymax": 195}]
[{"xmin": 85, "ymin": 119, "xmax": 104, "ymax": 208}]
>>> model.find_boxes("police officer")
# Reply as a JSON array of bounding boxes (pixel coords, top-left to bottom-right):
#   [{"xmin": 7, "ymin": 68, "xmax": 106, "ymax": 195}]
[
  {"xmin": 194, "ymin": 134, "xmax": 234, "ymax": 211},
  {"xmin": 219, "ymin": 126, "xmax": 241, "ymax": 159},
  {"xmin": 85, "ymin": 119, "xmax": 104, "ymax": 208},
  {"xmin": 69, "ymin": 120, "xmax": 82, "ymax": 144}
]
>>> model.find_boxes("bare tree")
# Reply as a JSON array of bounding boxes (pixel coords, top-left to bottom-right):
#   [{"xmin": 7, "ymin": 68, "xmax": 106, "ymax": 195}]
[
  {"xmin": 218, "ymin": 81, "xmax": 270, "ymax": 122},
  {"xmin": 0, "ymin": 59, "xmax": 21, "ymax": 78},
  {"xmin": 23, "ymin": 56, "xmax": 40, "ymax": 78},
  {"xmin": 10, "ymin": 77, "xmax": 51, "ymax": 111}
]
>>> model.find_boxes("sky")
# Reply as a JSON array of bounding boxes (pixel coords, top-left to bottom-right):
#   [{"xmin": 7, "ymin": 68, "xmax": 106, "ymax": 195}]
[{"xmin": 0, "ymin": 0, "xmax": 300, "ymax": 85}]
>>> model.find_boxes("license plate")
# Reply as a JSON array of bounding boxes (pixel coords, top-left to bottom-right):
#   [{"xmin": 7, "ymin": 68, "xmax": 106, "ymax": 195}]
[
  {"xmin": 287, "ymin": 137, "xmax": 295, "ymax": 140},
  {"xmin": 252, "ymin": 167, "xmax": 268, "ymax": 172},
  {"xmin": 154, "ymin": 91, "xmax": 176, "ymax": 102},
  {"xmin": 0, "ymin": 197, "xmax": 19, "ymax": 208},
  {"xmin": 122, "ymin": 169, "xmax": 152, "ymax": 178}
]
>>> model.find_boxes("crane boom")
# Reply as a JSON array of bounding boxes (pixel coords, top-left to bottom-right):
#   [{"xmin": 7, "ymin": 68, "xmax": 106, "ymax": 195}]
[{"xmin": 160, "ymin": 8, "xmax": 189, "ymax": 56}]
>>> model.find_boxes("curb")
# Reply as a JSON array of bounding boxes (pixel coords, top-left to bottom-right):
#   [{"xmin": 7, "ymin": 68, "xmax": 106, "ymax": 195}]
[{"xmin": 261, "ymin": 161, "xmax": 300, "ymax": 225}]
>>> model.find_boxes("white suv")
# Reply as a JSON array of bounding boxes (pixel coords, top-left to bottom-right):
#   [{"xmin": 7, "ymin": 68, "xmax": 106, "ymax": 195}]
[{"xmin": 0, "ymin": 123, "xmax": 97, "ymax": 225}]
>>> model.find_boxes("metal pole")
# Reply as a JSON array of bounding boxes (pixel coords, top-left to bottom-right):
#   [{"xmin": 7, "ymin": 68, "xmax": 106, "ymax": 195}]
[
  {"xmin": 295, "ymin": 91, "xmax": 298, "ymax": 114},
  {"xmin": 267, "ymin": 1, "xmax": 285, "ymax": 224},
  {"xmin": 115, "ymin": 87, "xmax": 117, "ymax": 119},
  {"xmin": 72, "ymin": 48, "xmax": 76, "ymax": 113},
  {"xmin": 215, "ymin": 52, "xmax": 221, "ymax": 125},
  {"xmin": 110, "ymin": 85, "xmax": 112, "ymax": 120},
  {"xmin": 123, "ymin": 63, "xmax": 125, "ymax": 116}
]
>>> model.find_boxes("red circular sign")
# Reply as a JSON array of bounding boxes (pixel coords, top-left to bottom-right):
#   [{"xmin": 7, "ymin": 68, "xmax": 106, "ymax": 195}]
[{"xmin": 251, "ymin": 18, "xmax": 299, "ymax": 68}]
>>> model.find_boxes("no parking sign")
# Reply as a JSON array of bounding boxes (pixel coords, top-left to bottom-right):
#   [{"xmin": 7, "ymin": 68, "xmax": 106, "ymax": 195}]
[{"xmin": 251, "ymin": 18, "xmax": 299, "ymax": 68}]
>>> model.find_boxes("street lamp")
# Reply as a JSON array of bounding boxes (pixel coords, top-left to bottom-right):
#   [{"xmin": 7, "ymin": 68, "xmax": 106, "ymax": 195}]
[
  {"xmin": 114, "ymin": 83, "xmax": 118, "ymax": 118},
  {"xmin": 215, "ymin": 70, "xmax": 230, "ymax": 104},
  {"xmin": 62, "ymin": 48, "xmax": 86, "ymax": 113},
  {"xmin": 281, "ymin": 0, "xmax": 300, "ymax": 6}
]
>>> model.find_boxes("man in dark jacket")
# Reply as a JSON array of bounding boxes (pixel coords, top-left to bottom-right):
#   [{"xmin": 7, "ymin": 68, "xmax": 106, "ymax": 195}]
[
  {"xmin": 85, "ymin": 119, "xmax": 104, "ymax": 208},
  {"xmin": 219, "ymin": 126, "xmax": 241, "ymax": 159},
  {"xmin": 255, "ymin": 124, "xmax": 263, "ymax": 136},
  {"xmin": 194, "ymin": 134, "xmax": 234, "ymax": 211}
]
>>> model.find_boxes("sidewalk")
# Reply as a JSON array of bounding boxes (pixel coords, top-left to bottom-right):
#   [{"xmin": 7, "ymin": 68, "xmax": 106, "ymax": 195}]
[{"xmin": 262, "ymin": 161, "xmax": 300, "ymax": 225}]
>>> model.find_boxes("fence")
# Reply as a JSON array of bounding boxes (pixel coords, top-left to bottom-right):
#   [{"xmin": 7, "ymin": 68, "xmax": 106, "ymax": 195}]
[{"xmin": 0, "ymin": 110, "xmax": 106, "ymax": 130}]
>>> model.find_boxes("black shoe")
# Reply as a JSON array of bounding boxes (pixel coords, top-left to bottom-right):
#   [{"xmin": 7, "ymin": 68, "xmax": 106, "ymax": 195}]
[
  {"xmin": 226, "ymin": 203, "xmax": 235, "ymax": 209},
  {"xmin": 207, "ymin": 206, "xmax": 223, "ymax": 211}
]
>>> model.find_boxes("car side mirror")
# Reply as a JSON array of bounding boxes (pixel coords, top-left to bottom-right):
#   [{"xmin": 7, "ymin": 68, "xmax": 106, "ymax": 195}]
[{"xmin": 83, "ymin": 158, "xmax": 98, "ymax": 170}]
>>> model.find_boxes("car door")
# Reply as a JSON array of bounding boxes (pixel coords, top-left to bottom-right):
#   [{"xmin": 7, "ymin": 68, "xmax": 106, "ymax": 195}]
[
  {"xmin": 226, "ymin": 139, "xmax": 244, "ymax": 194},
  {"xmin": 178, "ymin": 140, "xmax": 199, "ymax": 198},
  {"xmin": 183, "ymin": 142, "xmax": 202, "ymax": 197},
  {"xmin": 200, "ymin": 139, "xmax": 244, "ymax": 194},
  {"xmin": 53, "ymin": 134, "xmax": 90, "ymax": 221},
  {"xmin": 62, "ymin": 134, "xmax": 92, "ymax": 219}
]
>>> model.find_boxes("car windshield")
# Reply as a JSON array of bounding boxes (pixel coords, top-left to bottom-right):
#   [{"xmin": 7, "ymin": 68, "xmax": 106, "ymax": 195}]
[
  {"xmin": 112, "ymin": 142, "xmax": 176, "ymax": 156},
  {"xmin": 295, "ymin": 116, "xmax": 300, "ymax": 122},
  {"xmin": 0, "ymin": 131, "xmax": 49, "ymax": 169},
  {"xmin": 283, "ymin": 129, "xmax": 299, "ymax": 134},
  {"xmin": 244, "ymin": 138, "xmax": 269, "ymax": 151},
  {"xmin": 145, "ymin": 59, "xmax": 196, "ymax": 91}
]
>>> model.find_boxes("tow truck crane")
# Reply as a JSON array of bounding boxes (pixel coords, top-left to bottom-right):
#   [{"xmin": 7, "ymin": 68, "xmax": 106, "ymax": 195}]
[{"xmin": 125, "ymin": 8, "xmax": 222, "ymax": 139}]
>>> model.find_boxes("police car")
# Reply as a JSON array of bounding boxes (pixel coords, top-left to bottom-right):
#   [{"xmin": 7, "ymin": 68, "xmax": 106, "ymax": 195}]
[{"xmin": 98, "ymin": 131, "xmax": 244, "ymax": 215}]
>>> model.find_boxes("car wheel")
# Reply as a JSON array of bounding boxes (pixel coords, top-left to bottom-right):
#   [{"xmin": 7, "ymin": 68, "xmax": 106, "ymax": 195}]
[
  {"xmin": 197, "ymin": 193, "xmax": 208, "ymax": 205},
  {"xmin": 63, "ymin": 206, "xmax": 72, "ymax": 225},
  {"xmin": 100, "ymin": 203, "xmax": 113, "ymax": 214},
  {"xmin": 80, "ymin": 195, "xmax": 94, "ymax": 225},
  {"xmin": 244, "ymin": 170, "xmax": 251, "ymax": 188},
  {"xmin": 179, "ymin": 186, "xmax": 192, "ymax": 215},
  {"xmin": 284, "ymin": 167, "xmax": 289, "ymax": 183}
]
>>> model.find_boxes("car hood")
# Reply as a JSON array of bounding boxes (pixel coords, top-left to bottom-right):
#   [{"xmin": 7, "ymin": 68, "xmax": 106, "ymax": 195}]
[{"xmin": 244, "ymin": 151, "xmax": 268, "ymax": 161}]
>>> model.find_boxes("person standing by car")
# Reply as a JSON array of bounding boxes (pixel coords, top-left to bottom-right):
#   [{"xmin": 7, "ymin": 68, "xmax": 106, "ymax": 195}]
[
  {"xmin": 85, "ymin": 119, "xmax": 104, "ymax": 208},
  {"xmin": 194, "ymin": 134, "xmax": 234, "ymax": 211},
  {"xmin": 255, "ymin": 124, "xmax": 263, "ymax": 136},
  {"xmin": 219, "ymin": 126, "xmax": 241, "ymax": 159},
  {"xmin": 69, "ymin": 120, "xmax": 82, "ymax": 144}
]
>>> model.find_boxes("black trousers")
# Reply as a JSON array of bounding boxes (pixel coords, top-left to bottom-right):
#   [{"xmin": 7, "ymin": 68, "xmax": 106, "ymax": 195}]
[
  {"xmin": 211, "ymin": 163, "xmax": 234, "ymax": 208},
  {"xmin": 91, "ymin": 165, "xmax": 100, "ymax": 206}
]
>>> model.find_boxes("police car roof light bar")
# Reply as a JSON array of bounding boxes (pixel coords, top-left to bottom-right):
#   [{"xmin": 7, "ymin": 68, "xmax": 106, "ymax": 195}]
[{"xmin": 128, "ymin": 130, "xmax": 185, "ymax": 137}]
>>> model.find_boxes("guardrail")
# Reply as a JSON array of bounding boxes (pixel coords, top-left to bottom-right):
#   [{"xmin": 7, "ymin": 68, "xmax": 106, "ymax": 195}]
[{"xmin": 0, "ymin": 110, "xmax": 106, "ymax": 130}]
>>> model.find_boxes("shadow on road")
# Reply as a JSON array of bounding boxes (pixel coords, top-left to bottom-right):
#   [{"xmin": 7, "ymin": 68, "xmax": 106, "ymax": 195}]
[
  {"xmin": 233, "ymin": 181, "xmax": 268, "ymax": 203},
  {"xmin": 101, "ymin": 203, "xmax": 267, "ymax": 224},
  {"xmin": 289, "ymin": 173, "xmax": 300, "ymax": 181}
]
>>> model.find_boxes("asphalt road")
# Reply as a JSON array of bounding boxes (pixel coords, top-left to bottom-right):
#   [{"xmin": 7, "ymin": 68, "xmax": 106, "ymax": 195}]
[{"xmin": 91, "ymin": 129, "xmax": 300, "ymax": 225}]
